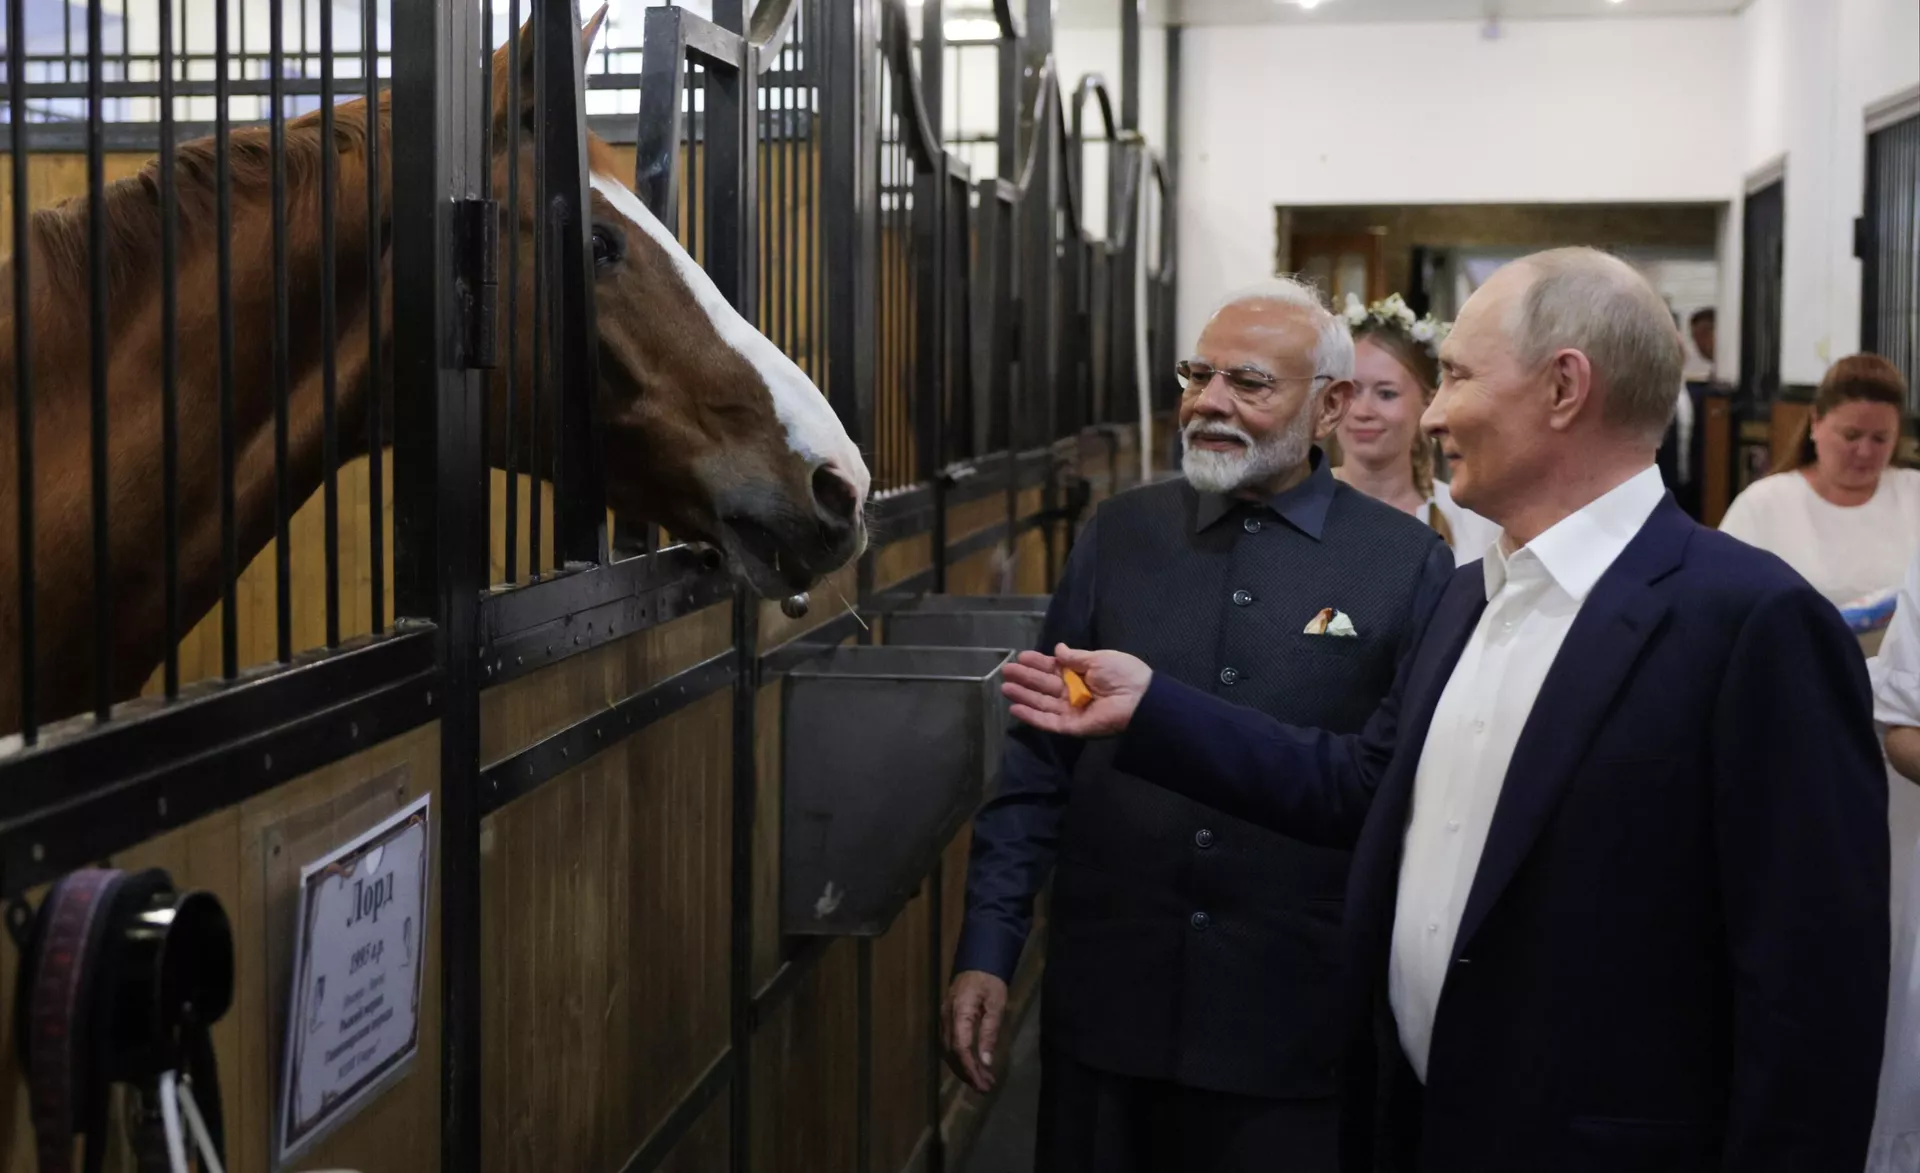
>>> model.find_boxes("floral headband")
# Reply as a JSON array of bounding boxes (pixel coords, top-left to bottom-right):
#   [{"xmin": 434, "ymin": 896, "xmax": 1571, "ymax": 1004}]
[{"xmin": 1342, "ymin": 292, "xmax": 1451, "ymax": 358}]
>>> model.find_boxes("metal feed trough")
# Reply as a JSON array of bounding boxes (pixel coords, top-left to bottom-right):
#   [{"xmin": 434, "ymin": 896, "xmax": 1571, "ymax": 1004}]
[
  {"xmin": 781, "ymin": 645, "xmax": 1013, "ymax": 936},
  {"xmin": 882, "ymin": 594, "xmax": 1052, "ymax": 654}
]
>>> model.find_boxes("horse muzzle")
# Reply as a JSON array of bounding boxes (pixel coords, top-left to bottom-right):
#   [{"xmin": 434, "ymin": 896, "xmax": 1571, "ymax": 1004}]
[{"xmin": 716, "ymin": 465, "xmax": 867, "ymax": 597}]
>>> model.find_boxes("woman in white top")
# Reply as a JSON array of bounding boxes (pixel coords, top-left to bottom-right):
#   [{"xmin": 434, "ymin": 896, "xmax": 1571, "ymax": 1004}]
[
  {"xmin": 1720, "ymin": 353, "xmax": 1920, "ymax": 621},
  {"xmin": 1331, "ymin": 294, "xmax": 1501, "ymax": 565},
  {"xmin": 1868, "ymin": 551, "xmax": 1920, "ymax": 1172}
]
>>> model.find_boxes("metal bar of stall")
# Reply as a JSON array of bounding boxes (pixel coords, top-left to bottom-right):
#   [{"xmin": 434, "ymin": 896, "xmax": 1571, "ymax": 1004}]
[
  {"xmin": 704, "ymin": 5, "xmax": 754, "ymax": 1166},
  {"xmin": 783, "ymin": 44, "xmax": 796, "ymax": 364},
  {"xmin": 218, "ymin": 0, "xmax": 239, "ymax": 678},
  {"xmin": 506, "ymin": 0, "xmax": 522, "ymax": 584},
  {"xmin": 86, "ymin": 0, "xmax": 111, "ymax": 719},
  {"xmin": 366, "ymin": 0, "xmax": 386, "ymax": 634},
  {"xmin": 17, "ymin": 75, "xmax": 392, "ymax": 102},
  {"xmin": 543, "ymin": 0, "xmax": 608, "ymax": 567},
  {"xmin": 271, "ymin": 0, "xmax": 293, "ymax": 663},
  {"xmin": 390, "ymin": 0, "xmax": 487, "ymax": 1168},
  {"xmin": 159, "ymin": 0, "xmax": 180, "ymax": 697},
  {"xmin": 8, "ymin": 0, "xmax": 36, "ymax": 742},
  {"xmin": 321, "ymin": 0, "xmax": 341, "ymax": 649},
  {"xmin": 530, "ymin": 0, "xmax": 547, "ymax": 580},
  {"xmin": 481, "ymin": 0, "xmax": 494, "ymax": 563}
]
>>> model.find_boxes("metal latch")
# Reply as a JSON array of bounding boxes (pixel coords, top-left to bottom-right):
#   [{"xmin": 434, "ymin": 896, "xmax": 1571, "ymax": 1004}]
[{"xmin": 450, "ymin": 197, "xmax": 500, "ymax": 370}]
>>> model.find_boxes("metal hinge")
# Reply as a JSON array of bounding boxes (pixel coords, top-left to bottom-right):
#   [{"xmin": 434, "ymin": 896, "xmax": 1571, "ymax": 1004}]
[{"xmin": 450, "ymin": 197, "xmax": 500, "ymax": 370}]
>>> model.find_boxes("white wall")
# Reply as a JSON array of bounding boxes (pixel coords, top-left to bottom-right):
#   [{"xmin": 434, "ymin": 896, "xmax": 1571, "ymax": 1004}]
[
  {"xmin": 1175, "ymin": 16, "xmax": 1744, "ymax": 348},
  {"xmin": 1731, "ymin": 0, "xmax": 1919, "ymax": 385}
]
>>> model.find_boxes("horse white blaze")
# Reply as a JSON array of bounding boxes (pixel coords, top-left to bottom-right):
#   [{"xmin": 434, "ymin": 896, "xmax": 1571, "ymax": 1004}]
[{"xmin": 588, "ymin": 172, "xmax": 871, "ymax": 506}]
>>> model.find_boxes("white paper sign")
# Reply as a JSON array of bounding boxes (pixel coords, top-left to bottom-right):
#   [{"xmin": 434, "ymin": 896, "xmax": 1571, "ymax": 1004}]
[{"xmin": 277, "ymin": 794, "xmax": 431, "ymax": 1166}]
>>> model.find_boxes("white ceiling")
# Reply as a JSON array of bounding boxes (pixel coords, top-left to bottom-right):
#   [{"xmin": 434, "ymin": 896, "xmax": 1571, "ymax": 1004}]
[{"xmin": 1054, "ymin": 0, "xmax": 1747, "ymax": 28}]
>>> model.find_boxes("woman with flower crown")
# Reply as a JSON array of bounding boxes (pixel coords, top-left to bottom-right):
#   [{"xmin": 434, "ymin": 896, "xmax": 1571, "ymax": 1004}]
[{"xmin": 1330, "ymin": 294, "xmax": 1501, "ymax": 565}]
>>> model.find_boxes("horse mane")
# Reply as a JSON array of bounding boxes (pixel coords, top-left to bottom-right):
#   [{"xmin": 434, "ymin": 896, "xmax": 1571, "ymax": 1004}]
[{"xmin": 19, "ymin": 92, "xmax": 390, "ymax": 320}]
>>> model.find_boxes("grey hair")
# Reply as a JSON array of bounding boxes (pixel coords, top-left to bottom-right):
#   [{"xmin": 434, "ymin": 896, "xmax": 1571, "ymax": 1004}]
[
  {"xmin": 1206, "ymin": 276, "xmax": 1355, "ymax": 382},
  {"xmin": 1507, "ymin": 248, "xmax": 1683, "ymax": 439}
]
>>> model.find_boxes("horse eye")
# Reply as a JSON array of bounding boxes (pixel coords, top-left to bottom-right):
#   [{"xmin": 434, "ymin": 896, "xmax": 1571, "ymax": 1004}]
[{"xmin": 591, "ymin": 225, "xmax": 623, "ymax": 270}]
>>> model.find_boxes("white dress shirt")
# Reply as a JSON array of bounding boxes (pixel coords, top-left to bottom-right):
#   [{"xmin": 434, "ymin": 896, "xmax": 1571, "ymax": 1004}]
[{"xmin": 1388, "ymin": 465, "xmax": 1668, "ymax": 1082}]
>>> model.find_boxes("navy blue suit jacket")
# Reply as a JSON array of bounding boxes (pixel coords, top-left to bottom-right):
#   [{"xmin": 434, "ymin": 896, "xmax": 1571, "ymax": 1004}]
[{"xmin": 1114, "ymin": 497, "xmax": 1889, "ymax": 1173}]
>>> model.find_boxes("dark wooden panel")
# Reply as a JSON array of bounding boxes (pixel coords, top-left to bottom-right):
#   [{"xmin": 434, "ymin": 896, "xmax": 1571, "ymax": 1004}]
[
  {"xmin": 871, "ymin": 885, "xmax": 936, "ymax": 1172},
  {"xmin": 751, "ymin": 938, "xmax": 861, "ymax": 1173},
  {"xmin": 655, "ymin": 1096, "xmax": 731, "ymax": 1173},
  {"xmin": 480, "ymin": 689, "xmax": 732, "ymax": 1173}
]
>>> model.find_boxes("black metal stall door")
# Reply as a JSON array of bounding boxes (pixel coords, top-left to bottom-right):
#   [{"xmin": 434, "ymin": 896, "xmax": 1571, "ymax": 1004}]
[
  {"xmin": 1863, "ymin": 113, "xmax": 1920, "ymax": 409},
  {"xmin": 1741, "ymin": 177, "xmax": 1786, "ymax": 403}
]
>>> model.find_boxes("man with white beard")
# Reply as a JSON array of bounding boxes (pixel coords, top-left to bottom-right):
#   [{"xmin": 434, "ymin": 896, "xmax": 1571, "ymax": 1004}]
[{"xmin": 942, "ymin": 279, "xmax": 1453, "ymax": 1172}]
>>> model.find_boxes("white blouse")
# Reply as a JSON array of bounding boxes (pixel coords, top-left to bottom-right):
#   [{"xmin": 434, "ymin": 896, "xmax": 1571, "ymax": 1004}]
[
  {"xmin": 1719, "ymin": 467, "xmax": 1920, "ymax": 608},
  {"xmin": 1426, "ymin": 481, "xmax": 1503, "ymax": 568},
  {"xmin": 1876, "ymin": 553, "xmax": 1920, "ymax": 729}
]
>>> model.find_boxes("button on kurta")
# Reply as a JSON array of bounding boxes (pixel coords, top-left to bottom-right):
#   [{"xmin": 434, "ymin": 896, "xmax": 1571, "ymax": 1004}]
[
  {"xmin": 1219, "ymin": 667, "xmax": 1240, "ymax": 686},
  {"xmin": 1242, "ymin": 516, "xmax": 1263, "ymax": 534},
  {"xmin": 1195, "ymin": 828, "xmax": 1215, "ymax": 849},
  {"xmin": 1232, "ymin": 590, "xmax": 1255, "ymax": 606},
  {"xmin": 1191, "ymin": 911, "xmax": 1211, "ymax": 931}
]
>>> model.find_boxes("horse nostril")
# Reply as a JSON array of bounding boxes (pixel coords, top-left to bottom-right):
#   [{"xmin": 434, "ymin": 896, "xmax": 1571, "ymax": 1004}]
[{"xmin": 812, "ymin": 464, "xmax": 859, "ymax": 532}]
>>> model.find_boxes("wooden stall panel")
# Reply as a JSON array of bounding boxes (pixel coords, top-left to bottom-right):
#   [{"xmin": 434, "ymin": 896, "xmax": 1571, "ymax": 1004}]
[
  {"xmin": 749, "ymin": 938, "xmax": 860, "ymax": 1173},
  {"xmin": 0, "ymin": 724, "xmax": 443, "ymax": 1173},
  {"xmin": 1012, "ymin": 526, "xmax": 1051, "ymax": 597},
  {"xmin": 478, "ymin": 605, "xmax": 734, "ymax": 1173},
  {"xmin": 946, "ymin": 495, "xmax": 1007, "ymax": 548},
  {"xmin": 654, "ymin": 1097, "xmax": 730, "ymax": 1173},
  {"xmin": 480, "ymin": 689, "xmax": 733, "ymax": 1173},
  {"xmin": 754, "ymin": 681, "xmax": 785, "ymax": 991},
  {"xmin": 870, "ymin": 887, "xmax": 935, "ymax": 1173},
  {"xmin": 874, "ymin": 534, "xmax": 935, "ymax": 594},
  {"xmin": 944, "ymin": 545, "xmax": 1005, "ymax": 597},
  {"xmin": 479, "ymin": 604, "xmax": 732, "ymax": 764},
  {"xmin": 0, "ymin": 152, "xmax": 152, "ymax": 254}
]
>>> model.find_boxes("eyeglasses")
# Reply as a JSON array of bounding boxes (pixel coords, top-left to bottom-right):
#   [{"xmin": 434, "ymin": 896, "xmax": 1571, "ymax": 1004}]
[{"xmin": 1176, "ymin": 361, "xmax": 1333, "ymax": 406}]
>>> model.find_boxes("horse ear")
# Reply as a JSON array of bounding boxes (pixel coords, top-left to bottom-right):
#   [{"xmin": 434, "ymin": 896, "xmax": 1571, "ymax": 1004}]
[
  {"xmin": 582, "ymin": 4, "xmax": 608, "ymax": 56},
  {"xmin": 493, "ymin": 6, "xmax": 607, "ymax": 135}
]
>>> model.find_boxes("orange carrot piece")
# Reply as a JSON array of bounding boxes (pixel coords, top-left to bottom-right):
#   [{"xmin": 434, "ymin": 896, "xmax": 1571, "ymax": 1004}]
[{"xmin": 1063, "ymin": 668, "xmax": 1093, "ymax": 710}]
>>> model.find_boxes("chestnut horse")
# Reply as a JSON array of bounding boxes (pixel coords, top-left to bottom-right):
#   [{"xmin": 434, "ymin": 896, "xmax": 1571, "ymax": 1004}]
[{"xmin": 0, "ymin": 10, "xmax": 870, "ymax": 735}]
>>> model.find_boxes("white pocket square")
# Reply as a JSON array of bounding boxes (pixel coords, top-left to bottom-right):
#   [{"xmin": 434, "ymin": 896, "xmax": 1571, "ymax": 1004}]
[{"xmin": 1303, "ymin": 607, "xmax": 1358, "ymax": 638}]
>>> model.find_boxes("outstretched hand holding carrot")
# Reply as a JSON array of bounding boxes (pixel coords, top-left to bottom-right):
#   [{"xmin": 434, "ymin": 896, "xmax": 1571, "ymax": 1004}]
[{"xmin": 1000, "ymin": 644, "xmax": 1153, "ymax": 738}]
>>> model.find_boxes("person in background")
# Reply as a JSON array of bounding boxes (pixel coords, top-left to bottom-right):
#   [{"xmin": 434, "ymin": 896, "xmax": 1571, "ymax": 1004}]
[
  {"xmin": 1000, "ymin": 248, "xmax": 1889, "ymax": 1171},
  {"xmin": 1689, "ymin": 307, "xmax": 1717, "ymax": 382},
  {"xmin": 941, "ymin": 279, "xmax": 1451, "ymax": 1173},
  {"xmin": 1871, "ymin": 550, "xmax": 1920, "ymax": 1172},
  {"xmin": 1719, "ymin": 354, "xmax": 1920, "ymax": 641},
  {"xmin": 1657, "ymin": 315, "xmax": 1705, "ymax": 519},
  {"xmin": 1333, "ymin": 294, "xmax": 1500, "ymax": 566}
]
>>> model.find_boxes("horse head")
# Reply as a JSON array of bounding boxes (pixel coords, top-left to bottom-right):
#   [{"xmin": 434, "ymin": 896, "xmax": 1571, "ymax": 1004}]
[{"xmin": 488, "ymin": 8, "xmax": 870, "ymax": 597}]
